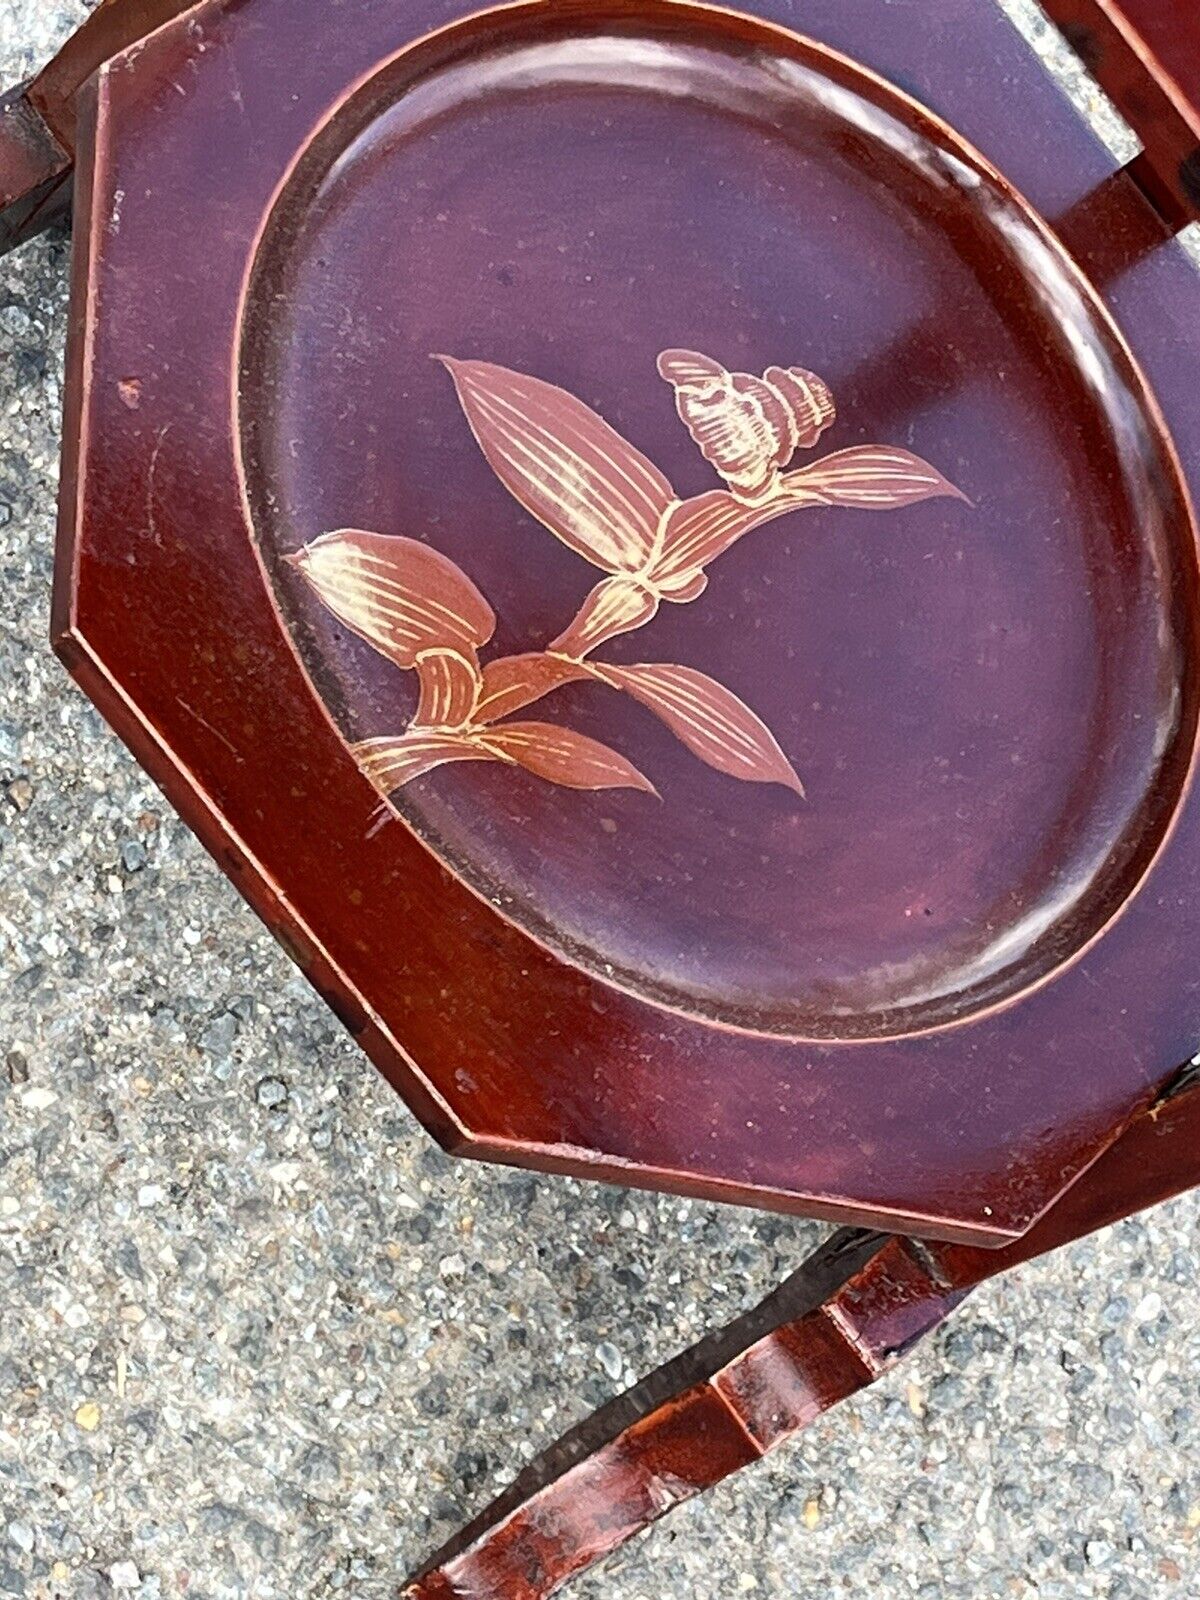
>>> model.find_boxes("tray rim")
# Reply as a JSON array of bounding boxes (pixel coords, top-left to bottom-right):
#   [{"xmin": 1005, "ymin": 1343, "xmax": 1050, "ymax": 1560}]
[{"xmin": 230, "ymin": 0, "xmax": 1200, "ymax": 1048}]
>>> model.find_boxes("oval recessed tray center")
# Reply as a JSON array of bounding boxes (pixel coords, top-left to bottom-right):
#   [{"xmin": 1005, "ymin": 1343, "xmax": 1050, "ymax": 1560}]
[{"xmin": 237, "ymin": 1, "xmax": 1199, "ymax": 1042}]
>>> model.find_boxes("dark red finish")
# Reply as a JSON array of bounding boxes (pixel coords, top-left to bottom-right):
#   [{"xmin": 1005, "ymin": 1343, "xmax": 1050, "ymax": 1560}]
[
  {"xmin": 0, "ymin": 0, "xmax": 199, "ymax": 251},
  {"xmin": 1044, "ymin": 0, "xmax": 1200, "ymax": 227},
  {"xmin": 40, "ymin": 0, "xmax": 1200, "ymax": 1245},
  {"xmin": 0, "ymin": 85, "xmax": 70, "ymax": 252},
  {"xmin": 25, "ymin": 0, "xmax": 198, "ymax": 147},
  {"xmin": 242, "ymin": 21, "xmax": 1187, "ymax": 1044},
  {"xmin": 406, "ymin": 1065, "xmax": 1200, "ymax": 1599},
  {"xmin": 6, "ymin": 3, "xmax": 1200, "ymax": 1597},
  {"xmin": 405, "ymin": 1230, "xmax": 908, "ymax": 1600},
  {"xmin": 1111, "ymin": 0, "xmax": 1200, "ymax": 99}
]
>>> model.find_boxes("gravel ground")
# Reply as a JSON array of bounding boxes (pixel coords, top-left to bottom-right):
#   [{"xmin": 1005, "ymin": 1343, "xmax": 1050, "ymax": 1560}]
[{"xmin": 1, "ymin": 4, "xmax": 1199, "ymax": 1598}]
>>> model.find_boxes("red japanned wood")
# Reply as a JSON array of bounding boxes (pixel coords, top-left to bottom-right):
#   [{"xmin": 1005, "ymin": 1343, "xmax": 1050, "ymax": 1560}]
[
  {"xmin": 26, "ymin": 0, "xmax": 200, "ymax": 148},
  {"xmin": 1047, "ymin": 0, "xmax": 1200, "ymax": 226},
  {"xmin": 1113, "ymin": 0, "xmax": 1200, "ymax": 97},
  {"xmin": 939, "ymin": 1060, "xmax": 1200, "ymax": 1281},
  {"xmin": 0, "ymin": 84, "xmax": 70, "ymax": 253},
  {"xmin": 406, "ymin": 1068, "xmax": 1200, "ymax": 1600},
  {"xmin": 403, "ymin": 1233, "xmax": 965, "ymax": 1600},
  {"xmin": 39, "ymin": 0, "xmax": 1200, "ymax": 1247},
  {"xmin": 4, "ymin": 4, "xmax": 1200, "ymax": 1596},
  {"xmin": 20, "ymin": 0, "xmax": 1195, "ymax": 256},
  {"xmin": 0, "ymin": 0, "xmax": 199, "ymax": 252}
]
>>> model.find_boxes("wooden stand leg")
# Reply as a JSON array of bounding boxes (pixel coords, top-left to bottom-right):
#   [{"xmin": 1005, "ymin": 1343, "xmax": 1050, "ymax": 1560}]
[
  {"xmin": 0, "ymin": 0, "xmax": 201, "ymax": 256},
  {"xmin": 0, "ymin": 85, "xmax": 71, "ymax": 255},
  {"xmin": 404, "ymin": 1065, "xmax": 1200, "ymax": 1600},
  {"xmin": 403, "ymin": 1230, "xmax": 969, "ymax": 1600}
]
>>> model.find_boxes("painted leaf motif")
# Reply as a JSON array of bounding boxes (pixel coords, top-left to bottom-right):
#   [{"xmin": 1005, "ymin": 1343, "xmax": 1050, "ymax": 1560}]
[
  {"xmin": 656, "ymin": 568, "xmax": 708, "ymax": 602},
  {"xmin": 594, "ymin": 663, "xmax": 804, "ymax": 796},
  {"xmin": 438, "ymin": 356, "xmax": 674, "ymax": 574},
  {"xmin": 352, "ymin": 731, "xmax": 496, "ymax": 794},
  {"xmin": 656, "ymin": 444, "xmax": 965, "ymax": 582},
  {"xmin": 549, "ymin": 576, "xmax": 659, "ymax": 658},
  {"xmin": 780, "ymin": 447, "xmax": 967, "ymax": 509},
  {"xmin": 655, "ymin": 487, "xmax": 820, "ymax": 583},
  {"xmin": 413, "ymin": 649, "xmax": 482, "ymax": 728},
  {"xmin": 480, "ymin": 722, "xmax": 658, "ymax": 795},
  {"xmin": 288, "ymin": 531, "xmax": 495, "ymax": 669},
  {"xmin": 476, "ymin": 652, "xmax": 590, "ymax": 724}
]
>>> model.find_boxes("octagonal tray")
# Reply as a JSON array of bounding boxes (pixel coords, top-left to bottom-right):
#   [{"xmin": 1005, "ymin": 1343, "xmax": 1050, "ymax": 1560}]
[{"xmin": 53, "ymin": 0, "xmax": 1200, "ymax": 1242}]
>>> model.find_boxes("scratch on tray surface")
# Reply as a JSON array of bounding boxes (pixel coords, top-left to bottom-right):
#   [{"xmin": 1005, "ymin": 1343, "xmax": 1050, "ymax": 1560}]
[
  {"xmin": 145, "ymin": 423, "xmax": 172, "ymax": 547},
  {"xmin": 175, "ymin": 696, "xmax": 241, "ymax": 759}
]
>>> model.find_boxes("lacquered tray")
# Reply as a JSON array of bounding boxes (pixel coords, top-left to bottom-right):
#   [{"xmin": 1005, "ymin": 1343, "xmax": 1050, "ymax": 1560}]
[
  {"xmin": 5, "ymin": 0, "xmax": 1200, "ymax": 1593},
  {"xmin": 35, "ymin": 0, "xmax": 1200, "ymax": 1246}
]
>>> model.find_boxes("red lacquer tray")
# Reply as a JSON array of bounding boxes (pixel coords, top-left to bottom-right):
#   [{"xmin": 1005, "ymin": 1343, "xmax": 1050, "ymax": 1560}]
[
  {"xmin": 5, "ymin": 0, "xmax": 1200, "ymax": 1594},
  {"xmin": 25, "ymin": 0, "xmax": 1200, "ymax": 1249}
]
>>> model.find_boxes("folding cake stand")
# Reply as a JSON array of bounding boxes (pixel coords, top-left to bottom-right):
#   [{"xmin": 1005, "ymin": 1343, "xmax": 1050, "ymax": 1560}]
[{"xmin": 3, "ymin": 1, "xmax": 1200, "ymax": 1593}]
